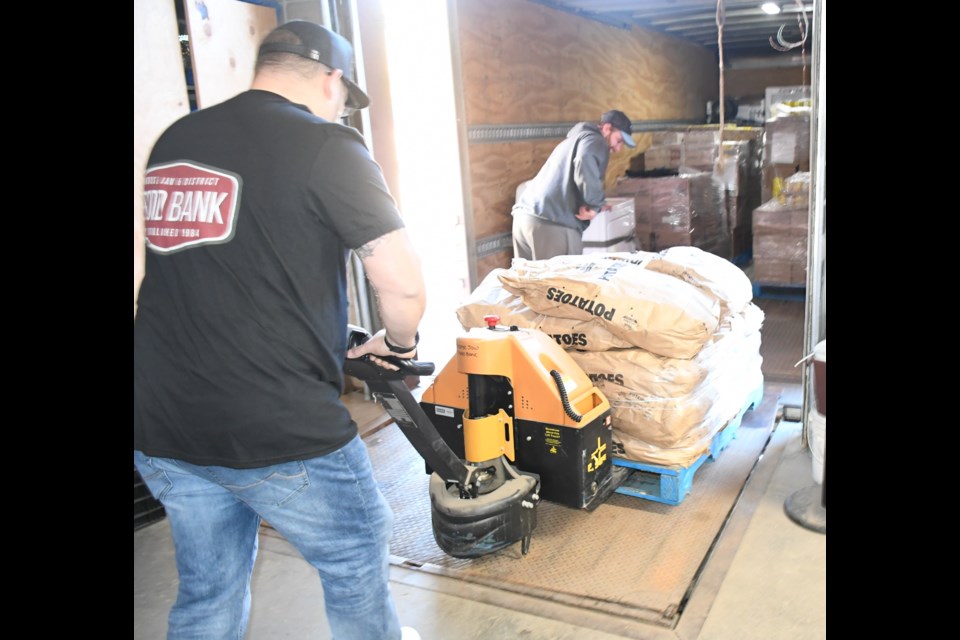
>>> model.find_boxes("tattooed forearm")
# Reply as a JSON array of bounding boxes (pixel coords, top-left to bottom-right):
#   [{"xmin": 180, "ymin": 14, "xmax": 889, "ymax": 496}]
[
  {"xmin": 355, "ymin": 234, "xmax": 388, "ymax": 259},
  {"xmin": 355, "ymin": 240, "xmax": 378, "ymax": 259},
  {"xmin": 356, "ymin": 228, "xmax": 406, "ymax": 259}
]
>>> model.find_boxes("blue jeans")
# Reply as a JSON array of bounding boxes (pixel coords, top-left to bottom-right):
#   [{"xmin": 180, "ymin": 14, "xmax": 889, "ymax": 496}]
[{"xmin": 134, "ymin": 434, "xmax": 401, "ymax": 640}]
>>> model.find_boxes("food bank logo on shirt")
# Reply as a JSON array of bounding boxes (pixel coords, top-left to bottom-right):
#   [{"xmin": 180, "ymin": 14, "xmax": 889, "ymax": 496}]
[{"xmin": 143, "ymin": 161, "xmax": 241, "ymax": 253}]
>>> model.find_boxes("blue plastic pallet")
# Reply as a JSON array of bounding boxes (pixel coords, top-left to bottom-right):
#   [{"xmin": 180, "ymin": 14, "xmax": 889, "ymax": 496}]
[
  {"xmin": 752, "ymin": 282, "xmax": 805, "ymax": 301},
  {"xmin": 612, "ymin": 382, "xmax": 764, "ymax": 506},
  {"xmin": 731, "ymin": 250, "xmax": 753, "ymax": 267}
]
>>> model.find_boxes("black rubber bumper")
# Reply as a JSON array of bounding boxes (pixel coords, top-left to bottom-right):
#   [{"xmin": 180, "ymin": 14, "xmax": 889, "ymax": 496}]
[{"xmin": 429, "ymin": 472, "xmax": 539, "ymax": 558}]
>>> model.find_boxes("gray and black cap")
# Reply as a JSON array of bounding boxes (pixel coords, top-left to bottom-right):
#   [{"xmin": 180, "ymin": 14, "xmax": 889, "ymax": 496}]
[
  {"xmin": 600, "ymin": 110, "xmax": 636, "ymax": 148},
  {"xmin": 258, "ymin": 20, "xmax": 371, "ymax": 110}
]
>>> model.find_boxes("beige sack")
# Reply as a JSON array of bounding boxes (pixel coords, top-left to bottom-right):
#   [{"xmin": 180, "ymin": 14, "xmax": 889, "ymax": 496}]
[
  {"xmin": 646, "ymin": 246, "xmax": 755, "ymax": 315},
  {"xmin": 569, "ymin": 348, "xmax": 709, "ymax": 401},
  {"xmin": 568, "ymin": 305, "xmax": 763, "ymax": 400},
  {"xmin": 612, "ymin": 362, "xmax": 764, "ymax": 466},
  {"xmin": 455, "ymin": 269, "xmax": 632, "ymax": 350},
  {"xmin": 499, "ymin": 255, "xmax": 720, "ymax": 359}
]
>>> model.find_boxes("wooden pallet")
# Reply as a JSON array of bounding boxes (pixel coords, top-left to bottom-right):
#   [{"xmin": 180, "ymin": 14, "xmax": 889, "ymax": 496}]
[
  {"xmin": 612, "ymin": 382, "xmax": 765, "ymax": 506},
  {"xmin": 752, "ymin": 282, "xmax": 805, "ymax": 301}
]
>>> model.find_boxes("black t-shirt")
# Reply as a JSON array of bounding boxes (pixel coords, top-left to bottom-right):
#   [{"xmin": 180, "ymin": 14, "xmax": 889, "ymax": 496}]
[{"xmin": 134, "ymin": 90, "xmax": 404, "ymax": 468}]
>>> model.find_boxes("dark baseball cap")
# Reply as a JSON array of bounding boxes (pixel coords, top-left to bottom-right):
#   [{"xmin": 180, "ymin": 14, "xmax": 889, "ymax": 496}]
[
  {"xmin": 258, "ymin": 20, "xmax": 370, "ymax": 111},
  {"xmin": 600, "ymin": 110, "xmax": 636, "ymax": 148}
]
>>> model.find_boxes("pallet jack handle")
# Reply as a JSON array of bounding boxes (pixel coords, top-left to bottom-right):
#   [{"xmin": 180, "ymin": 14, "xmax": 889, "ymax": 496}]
[{"xmin": 343, "ymin": 325, "xmax": 477, "ymax": 493}]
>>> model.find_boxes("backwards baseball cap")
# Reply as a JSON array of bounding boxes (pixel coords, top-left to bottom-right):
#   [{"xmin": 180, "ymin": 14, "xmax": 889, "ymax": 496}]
[
  {"xmin": 600, "ymin": 110, "xmax": 636, "ymax": 148},
  {"xmin": 258, "ymin": 20, "xmax": 370, "ymax": 111}
]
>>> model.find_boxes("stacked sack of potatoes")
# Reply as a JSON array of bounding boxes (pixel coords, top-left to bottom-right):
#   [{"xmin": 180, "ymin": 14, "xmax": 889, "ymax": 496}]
[{"xmin": 456, "ymin": 247, "xmax": 763, "ymax": 467}]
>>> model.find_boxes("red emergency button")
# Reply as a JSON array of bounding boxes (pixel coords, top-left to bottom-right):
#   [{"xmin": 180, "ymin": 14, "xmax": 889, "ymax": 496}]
[{"xmin": 483, "ymin": 315, "xmax": 500, "ymax": 329}]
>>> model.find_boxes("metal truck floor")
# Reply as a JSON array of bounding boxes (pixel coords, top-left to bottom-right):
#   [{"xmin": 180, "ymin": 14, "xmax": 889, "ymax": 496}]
[
  {"xmin": 134, "ymin": 387, "xmax": 825, "ymax": 640},
  {"xmin": 135, "ymin": 299, "xmax": 824, "ymax": 638}
]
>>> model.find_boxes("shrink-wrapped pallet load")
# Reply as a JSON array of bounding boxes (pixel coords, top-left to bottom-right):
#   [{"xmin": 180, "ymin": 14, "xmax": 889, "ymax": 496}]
[
  {"xmin": 633, "ymin": 126, "xmax": 762, "ymax": 260},
  {"xmin": 608, "ymin": 172, "xmax": 728, "ymax": 258},
  {"xmin": 761, "ymin": 107, "xmax": 811, "ymax": 203},
  {"xmin": 752, "ymin": 171, "xmax": 810, "ymax": 286},
  {"xmin": 573, "ymin": 305, "xmax": 764, "ymax": 466}
]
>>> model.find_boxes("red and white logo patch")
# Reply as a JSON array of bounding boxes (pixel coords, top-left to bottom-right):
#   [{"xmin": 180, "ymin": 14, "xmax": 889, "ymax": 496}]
[{"xmin": 142, "ymin": 161, "xmax": 241, "ymax": 253}]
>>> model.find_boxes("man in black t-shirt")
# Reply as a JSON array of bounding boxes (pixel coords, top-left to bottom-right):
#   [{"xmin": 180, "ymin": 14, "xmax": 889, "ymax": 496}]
[{"xmin": 134, "ymin": 20, "xmax": 424, "ymax": 640}]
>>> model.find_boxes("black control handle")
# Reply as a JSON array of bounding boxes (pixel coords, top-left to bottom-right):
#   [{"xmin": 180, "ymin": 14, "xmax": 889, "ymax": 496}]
[{"xmin": 343, "ymin": 324, "xmax": 435, "ymax": 380}]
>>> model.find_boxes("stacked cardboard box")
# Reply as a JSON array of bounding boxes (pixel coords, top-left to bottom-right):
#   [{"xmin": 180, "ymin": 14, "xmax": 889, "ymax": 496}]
[
  {"xmin": 752, "ymin": 172, "xmax": 810, "ymax": 285},
  {"xmin": 607, "ymin": 177, "xmax": 653, "ymax": 250},
  {"xmin": 644, "ymin": 145, "xmax": 681, "ymax": 171},
  {"xmin": 647, "ymin": 172, "xmax": 726, "ymax": 255},
  {"xmin": 766, "ymin": 85, "xmax": 811, "ymax": 118},
  {"xmin": 677, "ymin": 127, "xmax": 763, "ymax": 171},
  {"xmin": 610, "ymin": 172, "xmax": 727, "ymax": 257},
  {"xmin": 644, "ymin": 131, "xmax": 683, "ymax": 170},
  {"xmin": 651, "ymin": 131, "xmax": 684, "ymax": 145},
  {"xmin": 680, "ymin": 129, "xmax": 723, "ymax": 170},
  {"xmin": 638, "ymin": 127, "xmax": 762, "ymax": 260},
  {"xmin": 761, "ymin": 109, "xmax": 811, "ymax": 203}
]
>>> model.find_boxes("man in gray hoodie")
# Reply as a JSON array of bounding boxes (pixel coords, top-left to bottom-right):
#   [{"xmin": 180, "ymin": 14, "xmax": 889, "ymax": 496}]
[{"xmin": 511, "ymin": 110, "xmax": 636, "ymax": 260}]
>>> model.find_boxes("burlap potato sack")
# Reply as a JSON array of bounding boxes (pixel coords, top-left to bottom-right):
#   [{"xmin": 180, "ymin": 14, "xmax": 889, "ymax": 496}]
[
  {"xmin": 456, "ymin": 268, "xmax": 633, "ymax": 350},
  {"xmin": 499, "ymin": 255, "xmax": 720, "ymax": 359},
  {"xmin": 644, "ymin": 246, "xmax": 754, "ymax": 316}
]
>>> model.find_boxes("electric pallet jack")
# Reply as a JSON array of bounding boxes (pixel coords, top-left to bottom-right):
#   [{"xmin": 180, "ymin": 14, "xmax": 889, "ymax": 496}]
[{"xmin": 344, "ymin": 316, "xmax": 628, "ymax": 559}]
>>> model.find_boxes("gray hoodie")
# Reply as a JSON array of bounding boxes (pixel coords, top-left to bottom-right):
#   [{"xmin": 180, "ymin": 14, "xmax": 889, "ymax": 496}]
[{"xmin": 511, "ymin": 122, "xmax": 610, "ymax": 232}]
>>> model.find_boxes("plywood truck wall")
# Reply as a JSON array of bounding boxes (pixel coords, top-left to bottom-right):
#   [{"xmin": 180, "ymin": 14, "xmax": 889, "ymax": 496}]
[
  {"xmin": 725, "ymin": 66, "xmax": 807, "ymax": 101},
  {"xmin": 134, "ymin": 1, "xmax": 190, "ymax": 316},
  {"xmin": 184, "ymin": 0, "xmax": 278, "ymax": 109},
  {"xmin": 135, "ymin": 0, "xmax": 278, "ymax": 317},
  {"xmin": 455, "ymin": 0, "xmax": 718, "ymax": 283}
]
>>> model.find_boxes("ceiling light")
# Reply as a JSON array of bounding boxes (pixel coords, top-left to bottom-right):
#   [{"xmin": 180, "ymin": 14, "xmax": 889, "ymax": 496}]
[{"xmin": 761, "ymin": 2, "xmax": 781, "ymax": 14}]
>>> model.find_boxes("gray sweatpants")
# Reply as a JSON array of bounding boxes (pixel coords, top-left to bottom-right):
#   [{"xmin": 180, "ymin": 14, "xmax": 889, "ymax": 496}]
[{"xmin": 512, "ymin": 213, "xmax": 583, "ymax": 261}]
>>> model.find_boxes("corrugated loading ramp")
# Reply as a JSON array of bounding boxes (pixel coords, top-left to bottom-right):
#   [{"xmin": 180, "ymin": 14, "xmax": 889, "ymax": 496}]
[{"xmin": 365, "ymin": 386, "xmax": 782, "ymax": 632}]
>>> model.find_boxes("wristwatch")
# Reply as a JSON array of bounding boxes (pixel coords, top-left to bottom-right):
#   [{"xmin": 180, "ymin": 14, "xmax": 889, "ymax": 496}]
[{"xmin": 383, "ymin": 331, "xmax": 419, "ymax": 353}]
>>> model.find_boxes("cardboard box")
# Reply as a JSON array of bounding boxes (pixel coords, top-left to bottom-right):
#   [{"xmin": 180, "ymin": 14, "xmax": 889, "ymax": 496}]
[
  {"xmin": 753, "ymin": 200, "xmax": 808, "ymax": 263},
  {"xmin": 753, "ymin": 203, "xmax": 808, "ymax": 233},
  {"xmin": 766, "ymin": 86, "xmax": 811, "ymax": 119},
  {"xmin": 682, "ymin": 129, "xmax": 720, "ymax": 145},
  {"xmin": 761, "ymin": 112, "xmax": 811, "ymax": 202},
  {"xmin": 753, "ymin": 234, "xmax": 807, "ymax": 262},
  {"xmin": 762, "ymin": 163, "xmax": 812, "ymax": 203},
  {"xmin": 653, "ymin": 231, "xmax": 730, "ymax": 260},
  {"xmin": 650, "ymin": 131, "xmax": 685, "ymax": 146},
  {"xmin": 583, "ymin": 197, "xmax": 635, "ymax": 244},
  {"xmin": 653, "ymin": 228, "xmax": 694, "ymax": 249},
  {"xmin": 680, "ymin": 143, "xmax": 718, "ymax": 171},
  {"xmin": 611, "ymin": 172, "xmax": 727, "ymax": 254},
  {"xmin": 752, "ymin": 170, "xmax": 809, "ymax": 283},
  {"xmin": 753, "ymin": 259, "xmax": 805, "ymax": 285},
  {"xmin": 607, "ymin": 178, "xmax": 652, "ymax": 242},
  {"xmin": 582, "ymin": 237, "xmax": 637, "ymax": 255},
  {"xmin": 644, "ymin": 144, "xmax": 681, "ymax": 170},
  {"xmin": 763, "ymin": 114, "xmax": 811, "ymax": 161}
]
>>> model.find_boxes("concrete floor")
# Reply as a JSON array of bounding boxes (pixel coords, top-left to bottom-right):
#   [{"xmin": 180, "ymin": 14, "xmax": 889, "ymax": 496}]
[{"xmin": 133, "ymin": 383, "xmax": 826, "ymax": 640}]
